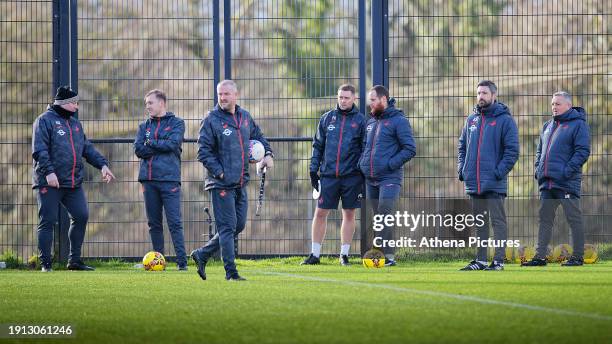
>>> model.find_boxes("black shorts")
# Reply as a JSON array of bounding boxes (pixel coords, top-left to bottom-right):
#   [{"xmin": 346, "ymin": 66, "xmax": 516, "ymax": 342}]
[{"xmin": 317, "ymin": 174, "xmax": 364, "ymax": 209}]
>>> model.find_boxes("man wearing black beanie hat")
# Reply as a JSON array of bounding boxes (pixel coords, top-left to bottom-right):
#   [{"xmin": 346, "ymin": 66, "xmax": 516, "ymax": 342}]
[{"xmin": 32, "ymin": 85, "xmax": 116, "ymax": 272}]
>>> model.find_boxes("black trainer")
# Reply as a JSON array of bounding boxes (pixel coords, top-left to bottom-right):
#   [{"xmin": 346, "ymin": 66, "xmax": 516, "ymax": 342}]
[
  {"xmin": 226, "ymin": 274, "xmax": 246, "ymax": 281},
  {"xmin": 562, "ymin": 256, "xmax": 584, "ymax": 266},
  {"xmin": 190, "ymin": 250, "xmax": 207, "ymax": 280},
  {"xmin": 66, "ymin": 261, "xmax": 95, "ymax": 271},
  {"xmin": 521, "ymin": 257, "xmax": 547, "ymax": 267},
  {"xmin": 460, "ymin": 260, "xmax": 487, "ymax": 271},
  {"xmin": 485, "ymin": 261, "xmax": 504, "ymax": 271},
  {"xmin": 301, "ymin": 253, "xmax": 320, "ymax": 265},
  {"xmin": 384, "ymin": 259, "xmax": 397, "ymax": 267},
  {"xmin": 41, "ymin": 263, "xmax": 53, "ymax": 272},
  {"xmin": 177, "ymin": 264, "xmax": 188, "ymax": 271},
  {"xmin": 339, "ymin": 255, "xmax": 350, "ymax": 266}
]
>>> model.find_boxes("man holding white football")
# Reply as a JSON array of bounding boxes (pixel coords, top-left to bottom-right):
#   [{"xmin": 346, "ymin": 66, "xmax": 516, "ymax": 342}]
[
  {"xmin": 302, "ymin": 84, "xmax": 366, "ymax": 266},
  {"xmin": 192, "ymin": 80, "xmax": 273, "ymax": 281}
]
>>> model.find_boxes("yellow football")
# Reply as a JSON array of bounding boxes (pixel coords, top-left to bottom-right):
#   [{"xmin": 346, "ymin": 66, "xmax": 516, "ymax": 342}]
[
  {"xmin": 362, "ymin": 249, "xmax": 385, "ymax": 268},
  {"xmin": 362, "ymin": 258, "xmax": 386, "ymax": 268},
  {"xmin": 583, "ymin": 244, "xmax": 598, "ymax": 264},
  {"xmin": 142, "ymin": 251, "xmax": 166, "ymax": 271},
  {"xmin": 552, "ymin": 244, "xmax": 573, "ymax": 263},
  {"xmin": 516, "ymin": 245, "xmax": 536, "ymax": 264}
]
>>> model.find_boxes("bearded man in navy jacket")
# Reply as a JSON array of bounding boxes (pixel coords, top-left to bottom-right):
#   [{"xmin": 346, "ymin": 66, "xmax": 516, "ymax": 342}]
[
  {"xmin": 522, "ymin": 92, "xmax": 590, "ymax": 267},
  {"xmin": 457, "ymin": 80, "xmax": 519, "ymax": 271},
  {"xmin": 359, "ymin": 85, "xmax": 416, "ymax": 266}
]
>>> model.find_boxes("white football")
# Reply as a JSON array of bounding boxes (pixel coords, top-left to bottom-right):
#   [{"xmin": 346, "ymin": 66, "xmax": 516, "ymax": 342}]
[{"xmin": 249, "ymin": 140, "xmax": 265, "ymax": 163}]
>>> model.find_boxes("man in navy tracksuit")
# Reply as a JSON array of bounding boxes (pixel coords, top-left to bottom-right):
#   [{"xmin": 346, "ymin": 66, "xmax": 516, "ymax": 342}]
[
  {"xmin": 359, "ymin": 85, "xmax": 416, "ymax": 266},
  {"xmin": 134, "ymin": 89, "xmax": 187, "ymax": 270},
  {"xmin": 191, "ymin": 80, "xmax": 273, "ymax": 281},
  {"xmin": 302, "ymin": 84, "xmax": 366, "ymax": 266},
  {"xmin": 522, "ymin": 92, "xmax": 590, "ymax": 267},
  {"xmin": 457, "ymin": 80, "xmax": 519, "ymax": 271},
  {"xmin": 32, "ymin": 86, "xmax": 116, "ymax": 272}
]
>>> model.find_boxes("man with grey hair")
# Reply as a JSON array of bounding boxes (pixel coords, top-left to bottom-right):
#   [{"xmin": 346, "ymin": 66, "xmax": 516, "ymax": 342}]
[
  {"xmin": 192, "ymin": 79, "xmax": 273, "ymax": 281},
  {"xmin": 523, "ymin": 91, "xmax": 590, "ymax": 267}
]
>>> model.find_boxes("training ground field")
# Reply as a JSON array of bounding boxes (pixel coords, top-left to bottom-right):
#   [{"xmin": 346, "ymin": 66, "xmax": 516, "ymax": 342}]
[{"xmin": 1, "ymin": 258, "xmax": 611, "ymax": 344}]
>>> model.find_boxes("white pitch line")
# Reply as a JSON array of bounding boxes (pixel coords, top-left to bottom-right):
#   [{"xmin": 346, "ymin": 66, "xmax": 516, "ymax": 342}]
[{"xmin": 258, "ymin": 271, "xmax": 612, "ymax": 322}]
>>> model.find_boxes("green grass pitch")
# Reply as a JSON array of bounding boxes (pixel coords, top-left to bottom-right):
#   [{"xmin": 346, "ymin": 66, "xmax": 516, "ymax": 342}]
[{"xmin": 1, "ymin": 258, "xmax": 611, "ymax": 343}]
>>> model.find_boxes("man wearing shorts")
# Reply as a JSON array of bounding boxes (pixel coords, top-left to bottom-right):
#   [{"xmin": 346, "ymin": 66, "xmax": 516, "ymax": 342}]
[{"xmin": 302, "ymin": 84, "xmax": 366, "ymax": 266}]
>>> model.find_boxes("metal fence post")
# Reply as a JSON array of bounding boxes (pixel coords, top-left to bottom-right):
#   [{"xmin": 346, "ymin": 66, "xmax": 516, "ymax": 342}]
[
  {"xmin": 223, "ymin": 0, "xmax": 232, "ymax": 80},
  {"xmin": 363, "ymin": 0, "xmax": 389, "ymax": 257},
  {"xmin": 213, "ymin": 0, "xmax": 221, "ymax": 105},
  {"xmin": 221, "ymin": 0, "xmax": 237, "ymax": 257},
  {"xmin": 52, "ymin": 0, "xmax": 78, "ymax": 263},
  {"xmin": 358, "ymin": 0, "xmax": 368, "ymax": 257},
  {"xmin": 371, "ymin": 0, "xmax": 389, "ymax": 87}
]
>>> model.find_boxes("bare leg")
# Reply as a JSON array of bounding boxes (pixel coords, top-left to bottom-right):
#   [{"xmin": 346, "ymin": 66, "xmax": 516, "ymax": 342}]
[
  {"xmin": 340, "ymin": 208, "xmax": 356, "ymax": 245},
  {"xmin": 312, "ymin": 208, "xmax": 330, "ymax": 245}
]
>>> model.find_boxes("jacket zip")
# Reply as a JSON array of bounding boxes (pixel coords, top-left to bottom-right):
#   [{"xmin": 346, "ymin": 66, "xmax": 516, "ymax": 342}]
[
  {"xmin": 476, "ymin": 113, "xmax": 486, "ymax": 194},
  {"xmin": 335, "ymin": 115, "xmax": 347, "ymax": 177},
  {"xmin": 543, "ymin": 120, "xmax": 559, "ymax": 189},
  {"xmin": 148, "ymin": 117, "xmax": 161, "ymax": 180},
  {"xmin": 232, "ymin": 111, "xmax": 245, "ymax": 187},
  {"xmin": 369, "ymin": 120, "xmax": 381, "ymax": 178},
  {"xmin": 65, "ymin": 119, "xmax": 77, "ymax": 188}
]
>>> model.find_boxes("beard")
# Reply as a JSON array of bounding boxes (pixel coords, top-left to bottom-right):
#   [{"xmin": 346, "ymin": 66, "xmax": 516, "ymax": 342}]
[
  {"xmin": 478, "ymin": 99, "xmax": 493, "ymax": 108},
  {"xmin": 371, "ymin": 103, "xmax": 384, "ymax": 115}
]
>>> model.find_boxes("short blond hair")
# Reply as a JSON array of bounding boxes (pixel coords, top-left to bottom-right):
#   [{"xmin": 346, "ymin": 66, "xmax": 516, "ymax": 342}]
[{"xmin": 144, "ymin": 89, "xmax": 167, "ymax": 103}]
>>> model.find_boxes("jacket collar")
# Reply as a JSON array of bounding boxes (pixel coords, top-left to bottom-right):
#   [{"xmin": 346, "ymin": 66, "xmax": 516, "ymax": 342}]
[
  {"xmin": 474, "ymin": 101, "xmax": 509, "ymax": 118},
  {"xmin": 148, "ymin": 111, "xmax": 175, "ymax": 121},
  {"xmin": 336, "ymin": 104, "xmax": 359, "ymax": 116},
  {"xmin": 553, "ymin": 107, "xmax": 586, "ymax": 122},
  {"xmin": 212, "ymin": 105, "xmax": 245, "ymax": 129},
  {"xmin": 49, "ymin": 104, "xmax": 75, "ymax": 119}
]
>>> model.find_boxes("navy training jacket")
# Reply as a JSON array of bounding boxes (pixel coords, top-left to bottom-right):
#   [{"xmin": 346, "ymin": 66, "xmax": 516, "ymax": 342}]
[
  {"xmin": 197, "ymin": 105, "xmax": 272, "ymax": 190},
  {"xmin": 310, "ymin": 104, "xmax": 366, "ymax": 178},
  {"xmin": 535, "ymin": 107, "xmax": 590, "ymax": 196},
  {"xmin": 457, "ymin": 101, "xmax": 519, "ymax": 195},
  {"xmin": 134, "ymin": 112, "xmax": 185, "ymax": 183},
  {"xmin": 32, "ymin": 105, "xmax": 108, "ymax": 189},
  {"xmin": 359, "ymin": 98, "xmax": 416, "ymax": 185}
]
